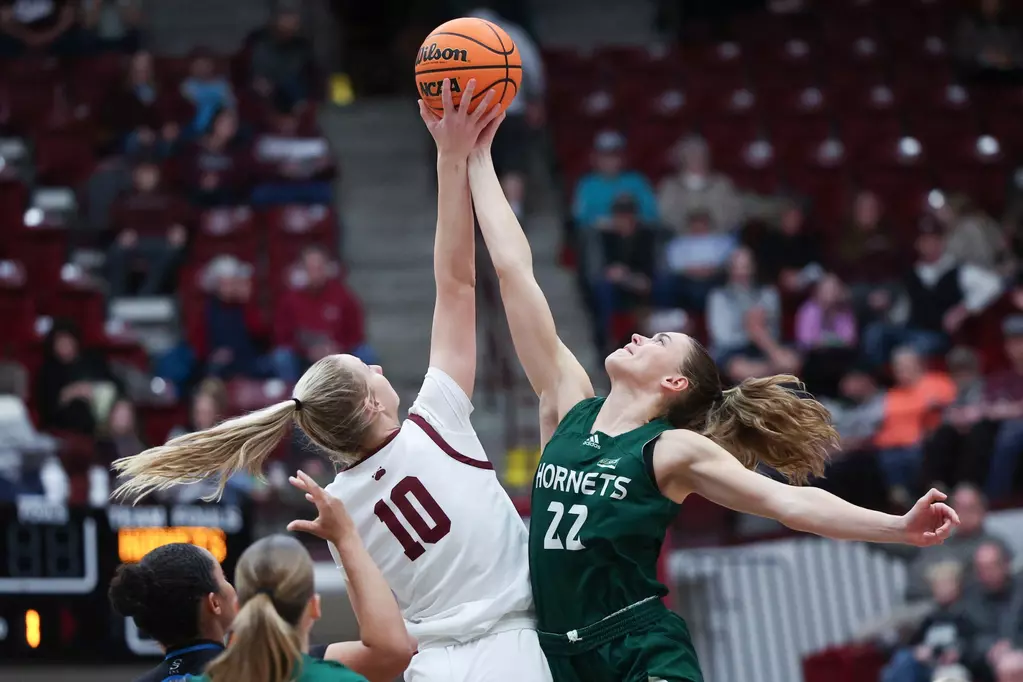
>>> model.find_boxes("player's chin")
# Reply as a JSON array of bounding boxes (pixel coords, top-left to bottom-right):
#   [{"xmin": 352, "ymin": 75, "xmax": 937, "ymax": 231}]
[{"xmin": 604, "ymin": 347, "xmax": 634, "ymax": 374}]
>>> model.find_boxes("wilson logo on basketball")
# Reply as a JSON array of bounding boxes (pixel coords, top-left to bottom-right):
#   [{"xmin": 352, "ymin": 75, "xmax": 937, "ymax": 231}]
[
  {"xmin": 419, "ymin": 78, "xmax": 461, "ymax": 98},
  {"xmin": 416, "ymin": 43, "xmax": 469, "ymax": 65}
]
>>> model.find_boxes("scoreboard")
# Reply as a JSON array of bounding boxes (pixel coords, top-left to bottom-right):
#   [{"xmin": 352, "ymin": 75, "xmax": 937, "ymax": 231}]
[{"xmin": 0, "ymin": 498, "xmax": 251, "ymax": 662}]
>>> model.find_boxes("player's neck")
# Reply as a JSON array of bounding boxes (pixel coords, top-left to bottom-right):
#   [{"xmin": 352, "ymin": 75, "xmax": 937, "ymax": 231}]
[
  {"xmin": 595, "ymin": 387, "xmax": 661, "ymax": 436},
  {"xmin": 361, "ymin": 414, "xmax": 401, "ymax": 453}
]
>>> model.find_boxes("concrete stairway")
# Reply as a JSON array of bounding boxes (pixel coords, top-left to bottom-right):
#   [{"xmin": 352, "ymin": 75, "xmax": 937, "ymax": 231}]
[{"xmin": 139, "ymin": 0, "xmax": 272, "ymax": 54}]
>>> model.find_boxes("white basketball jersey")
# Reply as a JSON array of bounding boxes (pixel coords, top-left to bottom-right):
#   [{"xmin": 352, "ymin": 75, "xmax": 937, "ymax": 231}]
[{"xmin": 325, "ymin": 368, "xmax": 535, "ymax": 649}]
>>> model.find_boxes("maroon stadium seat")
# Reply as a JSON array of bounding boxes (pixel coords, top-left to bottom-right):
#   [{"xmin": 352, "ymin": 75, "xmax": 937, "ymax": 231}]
[{"xmin": 192, "ymin": 207, "xmax": 260, "ymax": 263}]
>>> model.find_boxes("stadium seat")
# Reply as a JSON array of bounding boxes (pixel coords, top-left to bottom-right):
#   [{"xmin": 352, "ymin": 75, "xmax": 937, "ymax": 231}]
[
  {"xmin": 34, "ymin": 131, "xmax": 97, "ymax": 187},
  {"xmin": 0, "ymin": 259, "xmax": 35, "ymax": 350},
  {"xmin": 45, "ymin": 269, "xmax": 107, "ymax": 344},
  {"xmin": 192, "ymin": 207, "xmax": 260, "ymax": 263}
]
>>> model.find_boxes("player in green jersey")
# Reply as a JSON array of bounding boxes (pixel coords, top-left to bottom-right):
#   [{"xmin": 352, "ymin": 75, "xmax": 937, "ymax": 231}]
[{"xmin": 464, "ymin": 117, "xmax": 961, "ymax": 682}]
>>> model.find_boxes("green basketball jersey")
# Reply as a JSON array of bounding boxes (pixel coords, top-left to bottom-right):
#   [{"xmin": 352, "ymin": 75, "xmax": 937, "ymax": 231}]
[
  {"xmin": 529, "ymin": 397, "xmax": 678, "ymax": 633},
  {"xmin": 188, "ymin": 654, "xmax": 368, "ymax": 682}
]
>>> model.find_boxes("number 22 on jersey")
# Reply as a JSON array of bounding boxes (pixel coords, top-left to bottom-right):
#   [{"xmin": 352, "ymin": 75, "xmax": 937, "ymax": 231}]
[
  {"xmin": 543, "ymin": 501, "xmax": 588, "ymax": 550},
  {"xmin": 373, "ymin": 476, "xmax": 452, "ymax": 561}
]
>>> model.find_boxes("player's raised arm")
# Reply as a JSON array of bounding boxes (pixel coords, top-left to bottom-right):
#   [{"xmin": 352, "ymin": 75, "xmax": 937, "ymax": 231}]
[
  {"xmin": 287, "ymin": 471, "xmax": 416, "ymax": 681},
  {"xmin": 418, "ymin": 79, "xmax": 501, "ymax": 399},
  {"xmin": 653, "ymin": 430, "xmax": 960, "ymax": 546},
  {"xmin": 467, "ymin": 120, "xmax": 595, "ymax": 428}
]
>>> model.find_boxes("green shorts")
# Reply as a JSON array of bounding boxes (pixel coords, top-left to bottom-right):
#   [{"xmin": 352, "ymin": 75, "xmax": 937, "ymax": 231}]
[{"xmin": 537, "ymin": 599, "xmax": 703, "ymax": 682}]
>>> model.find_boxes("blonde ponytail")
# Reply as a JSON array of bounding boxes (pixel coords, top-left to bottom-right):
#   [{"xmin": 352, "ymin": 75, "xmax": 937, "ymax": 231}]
[
  {"xmin": 112, "ymin": 355, "xmax": 377, "ymax": 503},
  {"xmin": 205, "ymin": 593, "xmax": 303, "ymax": 682},
  {"xmin": 112, "ymin": 400, "xmax": 296, "ymax": 502},
  {"xmin": 206, "ymin": 534, "xmax": 315, "ymax": 682}
]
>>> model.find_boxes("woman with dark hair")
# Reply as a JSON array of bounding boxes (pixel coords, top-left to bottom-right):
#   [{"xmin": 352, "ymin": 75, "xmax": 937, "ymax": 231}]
[
  {"xmin": 35, "ymin": 320, "xmax": 120, "ymax": 435},
  {"xmin": 108, "ymin": 542, "xmax": 237, "ymax": 682},
  {"xmin": 464, "ymin": 115, "xmax": 961, "ymax": 682},
  {"xmin": 108, "ymin": 471, "xmax": 413, "ymax": 682}
]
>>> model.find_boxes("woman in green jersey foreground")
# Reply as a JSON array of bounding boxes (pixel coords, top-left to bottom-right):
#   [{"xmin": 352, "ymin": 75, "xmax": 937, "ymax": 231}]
[
  {"xmin": 465, "ymin": 118, "xmax": 961, "ymax": 682},
  {"xmin": 187, "ymin": 471, "xmax": 413, "ymax": 682}
]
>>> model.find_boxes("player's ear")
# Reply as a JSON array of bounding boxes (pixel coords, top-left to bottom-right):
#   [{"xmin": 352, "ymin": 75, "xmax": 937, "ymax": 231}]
[
  {"xmin": 309, "ymin": 594, "xmax": 321, "ymax": 621},
  {"xmin": 206, "ymin": 591, "xmax": 222, "ymax": 616}
]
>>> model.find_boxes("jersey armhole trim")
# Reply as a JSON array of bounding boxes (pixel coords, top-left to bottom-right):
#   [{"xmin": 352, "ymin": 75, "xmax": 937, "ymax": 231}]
[
  {"xmin": 643, "ymin": 436, "xmax": 664, "ymax": 494},
  {"xmin": 408, "ymin": 413, "xmax": 494, "ymax": 470}
]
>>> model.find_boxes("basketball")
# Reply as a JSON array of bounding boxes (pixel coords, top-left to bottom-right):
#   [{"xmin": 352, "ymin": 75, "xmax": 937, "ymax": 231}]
[{"xmin": 415, "ymin": 17, "xmax": 522, "ymax": 115}]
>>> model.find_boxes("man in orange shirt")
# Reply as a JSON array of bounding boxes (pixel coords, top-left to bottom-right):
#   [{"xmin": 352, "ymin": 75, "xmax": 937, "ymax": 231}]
[{"xmin": 874, "ymin": 346, "xmax": 957, "ymax": 504}]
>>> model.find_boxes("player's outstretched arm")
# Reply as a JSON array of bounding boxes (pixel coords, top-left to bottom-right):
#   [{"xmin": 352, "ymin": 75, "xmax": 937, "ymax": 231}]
[
  {"xmin": 652, "ymin": 430, "xmax": 961, "ymax": 547},
  {"xmin": 418, "ymin": 79, "xmax": 501, "ymax": 399},
  {"xmin": 287, "ymin": 472, "xmax": 416, "ymax": 681},
  {"xmin": 467, "ymin": 121, "xmax": 594, "ymax": 431}
]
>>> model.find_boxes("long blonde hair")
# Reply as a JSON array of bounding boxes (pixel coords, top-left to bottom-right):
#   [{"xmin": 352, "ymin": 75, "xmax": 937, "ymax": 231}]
[
  {"xmin": 666, "ymin": 340, "xmax": 838, "ymax": 485},
  {"xmin": 205, "ymin": 535, "xmax": 314, "ymax": 682},
  {"xmin": 112, "ymin": 355, "xmax": 374, "ymax": 502}
]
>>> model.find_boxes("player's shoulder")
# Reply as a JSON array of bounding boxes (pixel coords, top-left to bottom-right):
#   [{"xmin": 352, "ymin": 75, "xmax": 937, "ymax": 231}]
[{"xmin": 651, "ymin": 428, "xmax": 708, "ymax": 462}]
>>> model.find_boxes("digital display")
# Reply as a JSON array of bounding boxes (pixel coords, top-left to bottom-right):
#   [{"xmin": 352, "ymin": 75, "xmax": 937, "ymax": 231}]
[
  {"xmin": 118, "ymin": 527, "xmax": 228, "ymax": 563},
  {"xmin": 0, "ymin": 501, "xmax": 251, "ymax": 663}
]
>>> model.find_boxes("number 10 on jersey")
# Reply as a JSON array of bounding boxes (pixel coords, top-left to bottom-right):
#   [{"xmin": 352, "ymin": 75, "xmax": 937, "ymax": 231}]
[{"xmin": 374, "ymin": 476, "xmax": 452, "ymax": 561}]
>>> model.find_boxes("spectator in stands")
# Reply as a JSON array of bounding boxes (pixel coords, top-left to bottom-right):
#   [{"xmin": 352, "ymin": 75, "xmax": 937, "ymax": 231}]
[
  {"xmin": 273, "ymin": 245, "xmax": 373, "ymax": 379},
  {"xmin": 657, "ymin": 133, "xmax": 742, "ymax": 234},
  {"xmin": 654, "ymin": 209, "xmax": 735, "ymax": 312},
  {"xmin": 902, "ymin": 484, "xmax": 1011, "ymax": 602},
  {"xmin": 954, "ymin": 0, "xmax": 1023, "ymax": 80},
  {"xmin": 935, "ymin": 192, "xmax": 1012, "ymax": 274},
  {"xmin": 180, "ymin": 49, "xmax": 235, "ymax": 137},
  {"xmin": 590, "ymin": 194, "xmax": 657, "ymax": 351},
  {"xmin": 105, "ymin": 50, "xmax": 184, "ymax": 158},
  {"xmin": 706, "ymin": 245, "xmax": 800, "ymax": 382},
  {"xmin": 816, "ymin": 366, "xmax": 888, "ymax": 510},
  {"xmin": 81, "ymin": 0, "xmax": 141, "ymax": 53},
  {"xmin": 35, "ymin": 320, "xmax": 120, "ymax": 436},
  {"xmin": 0, "ymin": 0, "xmax": 80, "ymax": 56},
  {"xmin": 863, "ymin": 218, "xmax": 1003, "ymax": 367},
  {"xmin": 882, "ymin": 561, "xmax": 980, "ymax": 682},
  {"xmin": 795, "ymin": 273, "xmax": 858, "ymax": 397},
  {"xmin": 247, "ymin": 3, "xmax": 316, "ymax": 113},
  {"xmin": 189, "ymin": 255, "xmax": 293, "ymax": 382},
  {"xmin": 470, "ymin": 7, "xmax": 546, "ymax": 220},
  {"xmin": 251, "ymin": 106, "xmax": 335, "ymax": 205},
  {"xmin": 831, "ymin": 190, "xmax": 905, "ymax": 301},
  {"xmin": 962, "ymin": 542, "xmax": 1023, "ymax": 679},
  {"xmin": 921, "ymin": 347, "xmax": 994, "ymax": 491},
  {"xmin": 873, "ymin": 346, "xmax": 956, "ymax": 505},
  {"xmin": 169, "ymin": 378, "xmax": 226, "ymax": 440},
  {"xmin": 182, "ymin": 108, "xmax": 252, "ymax": 206},
  {"xmin": 795, "ymin": 274, "xmax": 857, "ymax": 352},
  {"xmin": 107, "ymin": 161, "xmax": 190, "ymax": 297},
  {"xmin": 981, "ymin": 315, "xmax": 1023, "ymax": 501},
  {"xmin": 756, "ymin": 201, "xmax": 823, "ymax": 296},
  {"xmin": 96, "ymin": 398, "xmax": 145, "ymax": 466},
  {"xmin": 572, "ymin": 130, "xmax": 657, "ymax": 231}
]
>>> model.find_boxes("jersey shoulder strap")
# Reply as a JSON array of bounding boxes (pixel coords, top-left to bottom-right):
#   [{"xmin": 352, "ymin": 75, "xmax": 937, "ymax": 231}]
[{"xmin": 551, "ymin": 396, "xmax": 605, "ymax": 439}]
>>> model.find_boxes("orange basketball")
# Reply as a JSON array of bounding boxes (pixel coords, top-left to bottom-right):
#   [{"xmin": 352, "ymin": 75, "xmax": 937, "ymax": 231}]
[{"xmin": 415, "ymin": 17, "xmax": 522, "ymax": 115}]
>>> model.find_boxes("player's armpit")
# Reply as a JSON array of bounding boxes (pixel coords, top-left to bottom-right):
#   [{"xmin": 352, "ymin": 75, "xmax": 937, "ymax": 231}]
[{"xmin": 321, "ymin": 639, "xmax": 417, "ymax": 682}]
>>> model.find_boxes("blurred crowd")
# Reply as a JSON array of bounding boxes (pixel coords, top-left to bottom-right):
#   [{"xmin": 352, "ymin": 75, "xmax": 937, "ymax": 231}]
[
  {"xmin": 877, "ymin": 484, "xmax": 1023, "ymax": 682},
  {"xmin": 0, "ymin": 1, "xmax": 373, "ymax": 509},
  {"xmin": 572, "ymin": 122, "xmax": 1023, "ymax": 509}
]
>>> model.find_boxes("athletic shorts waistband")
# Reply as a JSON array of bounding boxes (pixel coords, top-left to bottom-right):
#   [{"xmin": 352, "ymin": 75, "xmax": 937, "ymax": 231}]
[
  {"xmin": 414, "ymin": 614, "xmax": 537, "ymax": 650},
  {"xmin": 537, "ymin": 597, "xmax": 667, "ymax": 655}
]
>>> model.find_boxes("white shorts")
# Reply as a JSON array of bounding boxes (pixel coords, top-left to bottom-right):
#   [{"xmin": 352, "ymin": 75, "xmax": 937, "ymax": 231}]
[{"xmin": 405, "ymin": 628, "xmax": 552, "ymax": 682}]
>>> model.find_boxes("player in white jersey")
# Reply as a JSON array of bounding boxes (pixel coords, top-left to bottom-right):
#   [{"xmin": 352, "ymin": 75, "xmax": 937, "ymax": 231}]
[{"xmin": 111, "ymin": 79, "xmax": 552, "ymax": 682}]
